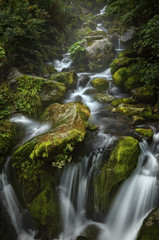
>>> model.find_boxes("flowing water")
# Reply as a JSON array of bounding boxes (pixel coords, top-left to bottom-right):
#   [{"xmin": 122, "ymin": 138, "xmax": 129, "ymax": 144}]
[
  {"xmin": 98, "ymin": 132, "xmax": 159, "ymax": 240},
  {"xmin": 0, "ymin": 115, "xmax": 50, "ymax": 240},
  {"xmin": 1, "ymin": 5, "xmax": 159, "ymax": 240}
]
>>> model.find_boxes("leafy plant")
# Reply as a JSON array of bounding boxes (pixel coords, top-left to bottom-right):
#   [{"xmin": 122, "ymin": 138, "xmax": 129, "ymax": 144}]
[{"xmin": 68, "ymin": 41, "xmax": 85, "ymax": 60}]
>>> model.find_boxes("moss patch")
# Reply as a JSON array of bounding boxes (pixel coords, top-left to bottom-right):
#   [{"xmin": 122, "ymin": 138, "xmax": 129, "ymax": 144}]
[
  {"xmin": 91, "ymin": 78, "xmax": 109, "ymax": 91},
  {"xmin": 94, "ymin": 136, "xmax": 139, "ymax": 209}
]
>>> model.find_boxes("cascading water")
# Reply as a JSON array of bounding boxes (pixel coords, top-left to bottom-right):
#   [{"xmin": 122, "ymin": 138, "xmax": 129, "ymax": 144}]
[
  {"xmin": 52, "ymin": 53, "xmax": 72, "ymax": 72},
  {"xmin": 59, "ymin": 133, "xmax": 116, "ymax": 240},
  {"xmin": 0, "ymin": 115, "xmax": 50, "ymax": 240},
  {"xmin": 98, "ymin": 132, "xmax": 159, "ymax": 240}
]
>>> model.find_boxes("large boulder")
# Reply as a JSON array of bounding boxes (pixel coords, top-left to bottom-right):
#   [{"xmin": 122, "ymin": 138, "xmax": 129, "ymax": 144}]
[
  {"xmin": 90, "ymin": 78, "xmax": 109, "ymax": 92},
  {"xmin": 69, "ymin": 32, "xmax": 114, "ymax": 72},
  {"xmin": 112, "ymin": 103, "xmax": 152, "ymax": 119},
  {"xmin": 83, "ymin": 35, "xmax": 114, "ymax": 71},
  {"xmin": 12, "ymin": 102, "xmax": 90, "ymax": 198},
  {"xmin": 113, "ymin": 67, "xmax": 140, "ymax": 92},
  {"xmin": 94, "ymin": 136, "xmax": 140, "ymax": 209}
]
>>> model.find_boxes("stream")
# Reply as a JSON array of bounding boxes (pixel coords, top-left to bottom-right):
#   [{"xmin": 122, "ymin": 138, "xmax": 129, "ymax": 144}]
[{"xmin": 1, "ymin": 5, "xmax": 159, "ymax": 240}]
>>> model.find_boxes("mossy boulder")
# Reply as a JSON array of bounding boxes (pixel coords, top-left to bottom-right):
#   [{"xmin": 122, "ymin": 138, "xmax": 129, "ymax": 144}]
[
  {"xmin": 12, "ymin": 102, "xmax": 90, "ymax": 197},
  {"xmin": 134, "ymin": 128, "xmax": 153, "ymax": 142},
  {"xmin": 50, "ymin": 70, "xmax": 77, "ymax": 88},
  {"xmin": 91, "ymin": 78, "xmax": 109, "ymax": 91},
  {"xmin": 0, "ymin": 120, "xmax": 16, "ymax": 164},
  {"xmin": 137, "ymin": 208, "xmax": 159, "ymax": 240},
  {"xmin": 132, "ymin": 86, "xmax": 157, "ymax": 104},
  {"xmin": 15, "ymin": 75, "xmax": 66, "ymax": 117},
  {"xmin": 113, "ymin": 67, "xmax": 140, "ymax": 91},
  {"xmin": 29, "ymin": 171, "xmax": 60, "ymax": 236},
  {"xmin": 110, "ymin": 56, "xmax": 139, "ymax": 74},
  {"xmin": 112, "ymin": 104, "xmax": 152, "ymax": 119},
  {"xmin": 95, "ymin": 93, "xmax": 115, "ymax": 103},
  {"xmin": 94, "ymin": 136, "xmax": 139, "ymax": 209},
  {"xmin": 111, "ymin": 98, "xmax": 136, "ymax": 107}
]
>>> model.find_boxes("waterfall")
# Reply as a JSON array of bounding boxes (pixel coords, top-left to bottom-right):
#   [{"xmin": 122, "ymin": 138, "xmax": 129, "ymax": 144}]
[
  {"xmin": 98, "ymin": 132, "xmax": 159, "ymax": 240},
  {"xmin": 59, "ymin": 134, "xmax": 116, "ymax": 240},
  {"xmin": 53, "ymin": 53, "xmax": 73, "ymax": 72},
  {"xmin": 0, "ymin": 115, "xmax": 50, "ymax": 240}
]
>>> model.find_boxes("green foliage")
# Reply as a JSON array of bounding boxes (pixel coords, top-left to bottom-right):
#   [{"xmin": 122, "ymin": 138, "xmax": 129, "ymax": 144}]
[
  {"xmin": 68, "ymin": 41, "xmax": 85, "ymax": 60},
  {"xmin": 15, "ymin": 76, "xmax": 43, "ymax": 116},
  {"xmin": 0, "ymin": 45, "xmax": 5, "ymax": 58},
  {"xmin": 0, "ymin": 83, "xmax": 13, "ymax": 120}
]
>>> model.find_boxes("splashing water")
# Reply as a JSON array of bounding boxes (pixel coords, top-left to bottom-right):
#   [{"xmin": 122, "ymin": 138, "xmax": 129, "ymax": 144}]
[
  {"xmin": 98, "ymin": 132, "xmax": 159, "ymax": 240},
  {"xmin": 59, "ymin": 134, "xmax": 116, "ymax": 240},
  {"xmin": 0, "ymin": 115, "xmax": 51, "ymax": 240}
]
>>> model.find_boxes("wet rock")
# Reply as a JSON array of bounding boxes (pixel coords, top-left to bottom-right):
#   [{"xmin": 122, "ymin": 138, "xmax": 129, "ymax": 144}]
[
  {"xmin": 132, "ymin": 86, "xmax": 157, "ymax": 104},
  {"xmin": 137, "ymin": 208, "xmax": 159, "ymax": 240},
  {"xmin": 94, "ymin": 136, "xmax": 140, "ymax": 209},
  {"xmin": 50, "ymin": 70, "xmax": 77, "ymax": 88},
  {"xmin": 112, "ymin": 104, "xmax": 152, "ymax": 119},
  {"xmin": 91, "ymin": 78, "xmax": 109, "ymax": 91},
  {"xmin": 7, "ymin": 67, "xmax": 23, "ymax": 89},
  {"xmin": 132, "ymin": 115, "xmax": 145, "ymax": 124},
  {"xmin": 111, "ymin": 98, "xmax": 136, "ymax": 107},
  {"xmin": 134, "ymin": 128, "xmax": 153, "ymax": 142},
  {"xmin": 110, "ymin": 56, "xmax": 139, "ymax": 74},
  {"xmin": 12, "ymin": 102, "xmax": 90, "ymax": 184},
  {"xmin": 113, "ymin": 67, "xmax": 140, "ymax": 91},
  {"xmin": 77, "ymin": 224, "xmax": 99, "ymax": 240},
  {"xmin": 95, "ymin": 93, "xmax": 115, "ymax": 103},
  {"xmin": 120, "ymin": 27, "xmax": 136, "ymax": 43}
]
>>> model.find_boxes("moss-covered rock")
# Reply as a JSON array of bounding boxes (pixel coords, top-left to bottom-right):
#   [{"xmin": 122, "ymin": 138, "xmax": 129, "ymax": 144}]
[
  {"xmin": 111, "ymin": 98, "xmax": 136, "ymax": 107},
  {"xmin": 95, "ymin": 93, "xmax": 115, "ymax": 103},
  {"xmin": 29, "ymin": 171, "xmax": 60, "ymax": 236},
  {"xmin": 113, "ymin": 67, "xmax": 140, "ymax": 91},
  {"xmin": 12, "ymin": 102, "xmax": 90, "ymax": 194},
  {"xmin": 0, "ymin": 120, "xmax": 16, "ymax": 164},
  {"xmin": 94, "ymin": 136, "xmax": 139, "ymax": 209},
  {"xmin": 50, "ymin": 70, "xmax": 77, "ymax": 88},
  {"xmin": 137, "ymin": 208, "xmax": 159, "ymax": 240},
  {"xmin": 91, "ymin": 78, "xmax": 109, "ymax": 91},
  {"xmin": 112, "ymin": 104, "xmax": 152, "ymax": 119},
  {"xmin": 110, "ymin": 56, "xmax": 139, "ymax": 74},
  {"xmin": 134, "ymin": 128, "xmax": 153, "ymax": 142},
  {"xmin": 132, "ymin": 86, "xmax": 157, "ymax": 104},
  {"xmin": 132, "ymin": 115, "xmax": 145, "ymax": 124},
  {"xmin": 15, "ymin": 75, "xmax": 66, "ymax": 117}
]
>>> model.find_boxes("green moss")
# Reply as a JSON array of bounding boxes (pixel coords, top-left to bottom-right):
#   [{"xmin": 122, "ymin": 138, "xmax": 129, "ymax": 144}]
[
  {"xmin": 134, "ymin": 128, "xmax": 153, "ymax": 141},
  {"xmin": 29, "ymin": 184, "xmax": 59, "ymax": 235},
  {"xmin": 113, "ymin": 104, "xmax": 152, "ymax": 119},
  {"xmin": 113, "ymin": 67, "xmax": 140, "ymax": 91},
  {"xmin": 132, "ymin": 86, "xmax": 157, "ymax": 104},
  {"xmin": 110, "ymin": 57, "xmax": 139, "ymax": 74},
  {"xmin": 111, "ymin": 98, "xmax": 136, "ymax": 107},
  {"xmin": 0, "ymin": 83, "xmax": 14, "ymax": 120},
  {"xmin": 15, "ymin": 75, "xmax": 66, "ymax": 117},
  {"xmin": 137, "ymin": 208, "xmax": 159, "ymax": 240},
  {"xmin": 95, "ymin": 137, "xmax": 139, "ymax": 209},
  {"xmin": 91, "ymin": 78, "xmax": 109, "ymax": 91},
  {"xmin": 0, "ymin": 120, "xmax": 16, "ymax": 163},
  {"xmin": 50, "ymin": 70, "xmax": 77, "ymax": 88}
]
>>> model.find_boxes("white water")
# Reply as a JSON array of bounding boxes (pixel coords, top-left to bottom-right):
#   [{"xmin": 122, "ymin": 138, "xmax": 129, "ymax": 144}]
[
  {"xmin": 96, "ymin": 5, "xmax": 107, "ymax": 16},
  {"xmin": 10, "ymin": 114, "xmax": 50, "ymax": 144},
  {"xmin": 98, "ymin": 132, "xmax": 159, "ymax": 240},
  {"xmin": 0, "ymin": 115, "xmax": 50, "ymax": 240},
  {"xmin": 59, "ymin": 133, "xmax": 116, "ymax": 240},
  {"xmin": 53, "ymin": 53, "xmax": 72, "ymax": 72}
]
